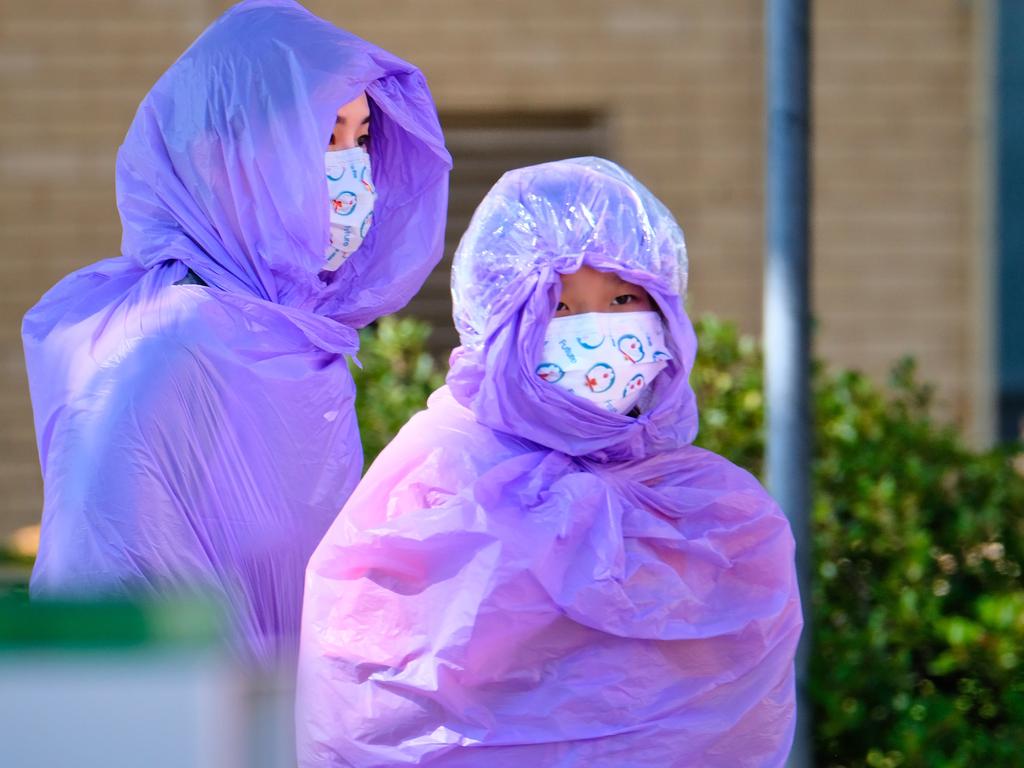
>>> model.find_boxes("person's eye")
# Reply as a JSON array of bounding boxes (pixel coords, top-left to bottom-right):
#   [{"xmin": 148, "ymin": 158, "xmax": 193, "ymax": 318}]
[
  {"xmin": 556, "ymin": 301, "xmax": 569, "ymax": 312},
  {"xmin": 612, "ymin": 294, "xmax": 638, "ymax": 306},
  {"xmin": 357, "ymin": 134, "xmax": 371, "ymax": 148}
]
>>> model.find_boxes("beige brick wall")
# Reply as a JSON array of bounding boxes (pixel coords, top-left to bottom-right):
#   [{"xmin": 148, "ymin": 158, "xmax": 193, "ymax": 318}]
[
  {"xmin": 812, "ymin": 2, "xmax": 985, "ymax": 435},
  {"xmin": 0, "ymin": 0, "xmax": 986, "ymax": 536}
]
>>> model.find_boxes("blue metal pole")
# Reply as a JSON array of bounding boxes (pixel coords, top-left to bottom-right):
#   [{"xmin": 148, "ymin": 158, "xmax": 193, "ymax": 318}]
[{"xmin": 765, "ymin": 1, "xmax": 813, "ymax": 766}]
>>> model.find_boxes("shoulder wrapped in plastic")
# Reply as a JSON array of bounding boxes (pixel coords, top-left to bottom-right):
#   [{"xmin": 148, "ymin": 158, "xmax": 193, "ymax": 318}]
[
  {"xmin": 298, "ymin": 158, "xmax": 802, "ymax": 765},
  {"xmin": 22, "ymin": 0, "xmax": 450, "ymax": 666}
]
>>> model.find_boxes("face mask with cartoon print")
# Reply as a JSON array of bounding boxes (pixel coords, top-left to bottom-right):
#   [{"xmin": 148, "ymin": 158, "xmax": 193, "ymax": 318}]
[
  {"xmin": 323, "ymin": 147, "xmax": 376, "ymax": 271},
  {"xmin": 535, "ymin": 310, "xmax": 671, "ymax": 414}
]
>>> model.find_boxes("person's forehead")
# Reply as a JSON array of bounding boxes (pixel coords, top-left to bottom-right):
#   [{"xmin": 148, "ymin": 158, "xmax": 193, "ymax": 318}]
[
  {"xmin": 336, "ymin": 94, "xmax": 370, "ymax": 121},
  {"xmin": 563, "ymin": 268, "xmax": 631, "ymax": 287}
]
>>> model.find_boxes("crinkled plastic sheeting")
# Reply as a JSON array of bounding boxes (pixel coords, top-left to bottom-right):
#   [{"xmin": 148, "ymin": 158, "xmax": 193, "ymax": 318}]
[
  {"xmin": 22, "ymin": 0, "xmax": 451, "ymax": 666},
  {"xmin": 298, "ymin": 158, "xmax": 802, "ymax": 766}
]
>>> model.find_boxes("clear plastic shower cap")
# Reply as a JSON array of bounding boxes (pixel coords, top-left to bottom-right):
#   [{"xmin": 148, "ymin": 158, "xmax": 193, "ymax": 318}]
[{"xmin": 451, "ymin": 157, "xmax": 687, "ymax": 350}]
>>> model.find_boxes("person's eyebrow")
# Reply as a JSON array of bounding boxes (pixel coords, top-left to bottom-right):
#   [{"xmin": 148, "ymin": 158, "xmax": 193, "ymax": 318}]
[{"xmin": 335, "ymin": 115, "xmax": 372, "ymax": 126}]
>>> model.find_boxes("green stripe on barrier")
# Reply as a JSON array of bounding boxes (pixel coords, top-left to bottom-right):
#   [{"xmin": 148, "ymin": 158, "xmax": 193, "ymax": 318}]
[{"xmin": 0, "ymin": 592, "xmax": 226, "ymax": 650}]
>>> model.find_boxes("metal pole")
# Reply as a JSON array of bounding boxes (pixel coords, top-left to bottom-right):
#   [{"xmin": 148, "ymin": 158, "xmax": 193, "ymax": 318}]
[{"xmin": 764, "ymin": 1, "xmax": 813, "ymax": 766}]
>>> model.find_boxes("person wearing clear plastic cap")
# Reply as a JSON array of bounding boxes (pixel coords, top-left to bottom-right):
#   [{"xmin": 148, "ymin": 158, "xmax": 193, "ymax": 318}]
[
  {"xmin": 21, "ymin": 0, "xmax": 451, "ymax": 666},
  {"xmin": 297, "ymin": 158, "xmax": 802, "ymax": 766}
]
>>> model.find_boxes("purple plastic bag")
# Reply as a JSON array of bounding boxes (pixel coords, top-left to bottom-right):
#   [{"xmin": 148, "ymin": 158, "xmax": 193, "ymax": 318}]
[
  {"xmin": 21, "ymin": 0, "xmax": 451, "ymax": 665},
  {"xmin": 297, "ymin": 159, "xmax": 802, "ymax": 765}
]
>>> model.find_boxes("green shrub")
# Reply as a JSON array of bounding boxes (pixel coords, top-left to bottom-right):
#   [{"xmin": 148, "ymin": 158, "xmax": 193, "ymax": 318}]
[
  {"xmin": 357, "ymin": 313, "xmax": 1024, "ymax": 767},
  {"xmin": 692, "ymin": 314, "xmax": 1024, "ymax": 768},
  {"xmin": 349, "ymin": 316, "xmax": 446, "ymax": 465}
]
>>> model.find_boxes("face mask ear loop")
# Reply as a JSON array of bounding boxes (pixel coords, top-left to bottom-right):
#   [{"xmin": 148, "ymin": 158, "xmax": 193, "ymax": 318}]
[{"xmin": 537, "ymin": 311, "xmax": 671, "ymax": 416}]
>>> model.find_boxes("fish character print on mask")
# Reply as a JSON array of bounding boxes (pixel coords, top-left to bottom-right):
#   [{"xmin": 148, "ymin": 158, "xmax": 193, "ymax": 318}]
[
  {"xmin": 617, "ymin": 334, "xmax": 645, "ymax": 363},
  {"xmin": 536, "ymin": 362, "xmax": 565, "ymax": 383},
  {"xmin": 623, "ymin": 373, "xmax": 646, "ymax": 399},
  {"xmin": 324, "ymin": 147, "xmax": 376, "ymax": 271},
  {"xmin": 585, "ymin": 362, "xmax": 616, "ymax": 393},
  {"xmin": 536, "ymin": 310, "xmax": 671, "ymax": 414}
]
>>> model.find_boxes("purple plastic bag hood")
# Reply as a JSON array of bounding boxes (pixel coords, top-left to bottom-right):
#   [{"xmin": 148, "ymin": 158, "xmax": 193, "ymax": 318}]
[
  {"xmin": 298, "ymin": 159, "xmax": 802, "ymax": 766},
  {"xmin": 448, "ymin": 157, "xmax": 696, "ymax": 460},
  {"xmin": 22, "ymin": 0, "xmax": 450, "ymax": 665},
  {"xmin": 115, "ymin": 0, "xmax": 451, "ymax": 325}
]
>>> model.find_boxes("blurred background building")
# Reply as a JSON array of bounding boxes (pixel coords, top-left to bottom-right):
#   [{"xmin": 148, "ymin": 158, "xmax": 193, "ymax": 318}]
[{"xmin": 1, "ymin": 0, "xmax": 1019, "ymax": 539}]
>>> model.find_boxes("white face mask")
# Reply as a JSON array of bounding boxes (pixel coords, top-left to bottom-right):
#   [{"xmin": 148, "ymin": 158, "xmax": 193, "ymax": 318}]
[
  {"xmin": 536, "ymin": 310, "xmax": 672, "ymax": 415},
  {"xmin": 323, "ymin": 147, "xmax": 376, "ymax": 271}
]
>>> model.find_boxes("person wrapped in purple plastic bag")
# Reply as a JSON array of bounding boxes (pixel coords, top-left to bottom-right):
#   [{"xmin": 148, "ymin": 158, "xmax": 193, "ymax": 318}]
[
  {"xmin": 297, "ymin": 158, "xmax": 803, "ymax": 766},
  {"xmin": 21, "ymin": 0, "xmax": 450, "ymax": 666}
]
